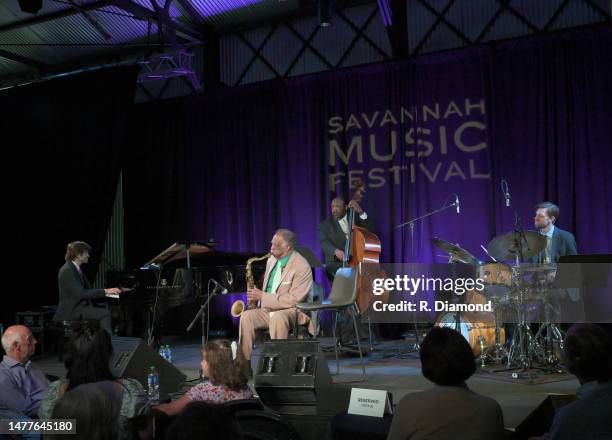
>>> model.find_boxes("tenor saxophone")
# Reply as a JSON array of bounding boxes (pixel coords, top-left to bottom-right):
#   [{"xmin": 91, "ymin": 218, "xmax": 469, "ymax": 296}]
[{"xmin": 230, "ymin": 253, "xmax": 271, "ymax": 318}]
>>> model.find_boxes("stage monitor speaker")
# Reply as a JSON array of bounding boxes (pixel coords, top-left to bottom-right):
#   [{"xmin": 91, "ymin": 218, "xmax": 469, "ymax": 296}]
[
  {"xmin": 110, "ymin": 337, "xmax": 186, "ymax": 394},
  {"xmin": 254, "ymin": 339, "xmax": 335, "ymax": 413},
  {"xmin": 513, "ymin": 394, "xmax": 577, "ymax": 440}
]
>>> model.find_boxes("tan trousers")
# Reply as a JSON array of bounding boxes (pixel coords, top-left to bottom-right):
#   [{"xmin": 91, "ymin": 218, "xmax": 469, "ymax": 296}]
[{"xmin": 239, "ymin": 308, "xmax": 300, "ymax": 360}]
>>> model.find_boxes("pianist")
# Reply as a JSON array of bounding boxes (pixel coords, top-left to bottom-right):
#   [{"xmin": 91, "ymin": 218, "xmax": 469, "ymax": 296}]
[{"xmin": 53, "ymin": 241, "xmax": 122, "ymax": 335}]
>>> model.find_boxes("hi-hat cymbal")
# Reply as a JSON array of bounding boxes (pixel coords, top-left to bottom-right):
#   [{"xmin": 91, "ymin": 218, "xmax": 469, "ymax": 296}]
[
  {"xmin": 487, "ymin": 230, "xmax": 547, "ymax": 262},
  {"xmin": 431, "ymin": 237, "xmax": 480, "ymax": 265}
]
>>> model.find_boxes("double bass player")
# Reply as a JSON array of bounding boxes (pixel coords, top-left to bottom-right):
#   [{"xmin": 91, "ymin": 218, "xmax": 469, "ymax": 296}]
[{"xmin": 318, "ymin": 196, "xmax": 372, "ymax": 282}]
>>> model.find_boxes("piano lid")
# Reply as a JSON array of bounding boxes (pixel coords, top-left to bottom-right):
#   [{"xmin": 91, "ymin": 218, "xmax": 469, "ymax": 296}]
[{"xmin": 145, "ymin": 242, "xmax": 213, "ymax": 266}]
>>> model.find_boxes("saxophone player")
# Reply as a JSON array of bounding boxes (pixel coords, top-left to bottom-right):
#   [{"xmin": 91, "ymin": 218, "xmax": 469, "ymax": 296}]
[{"xmin": 239, "ymin": 229, "xmax": 314, "ymax": 362}]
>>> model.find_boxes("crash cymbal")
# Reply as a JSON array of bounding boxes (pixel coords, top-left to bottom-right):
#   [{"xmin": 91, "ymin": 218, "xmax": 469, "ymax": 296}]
[
  {"xmin": 487, "ymin": 230, "xmax": 547, "ymax": 262},
  {"xmin": 431, "ymin": 237, "xmax": 480, "ymax": 265}
]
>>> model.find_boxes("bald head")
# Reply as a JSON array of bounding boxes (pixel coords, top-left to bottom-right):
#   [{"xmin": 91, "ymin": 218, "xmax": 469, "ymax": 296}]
[{"xmin": 2, "ymin": 325, "xmax": 37, "ymax": 363}]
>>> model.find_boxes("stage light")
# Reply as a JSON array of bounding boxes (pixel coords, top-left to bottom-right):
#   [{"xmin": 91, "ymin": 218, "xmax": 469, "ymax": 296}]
[
  {"xmin": 18, "ymin": 0, "xmax": 42, "ymax": 14},
  {"xmin": 318, "ymin": 0, "xmax": 331, "ymax": 27}
]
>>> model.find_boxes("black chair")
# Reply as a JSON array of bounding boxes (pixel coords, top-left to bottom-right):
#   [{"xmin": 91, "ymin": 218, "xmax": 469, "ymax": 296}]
[
  {"xmin": 331, "ymin": 413, "xmax": 393, "ymax": 440},
  {"xmin": 234, "ymin": 409, "xmax": 301, "ymax": 440},
  {"xmin": 297, "ymin": 265, "xmax": 366, "ymax": 380},
  {"xmin": 291, "ymin": 281, "xmax": 324, "ymax": 339},
  {"xmin": 223, "ymin": 398, "xmax": 266, "ymax": 414}
]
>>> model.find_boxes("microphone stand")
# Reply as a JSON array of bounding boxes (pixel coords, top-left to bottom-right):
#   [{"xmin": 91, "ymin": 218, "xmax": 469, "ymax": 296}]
[
  {"xmin": 395, "ymin": 199, "xmax": 459, "ymax": 354},
  {"xmin": 146, "ymin": 265, "xmax": 163, "ymax": 347},
  {"xmin": 396, "ymin": 201, "xmax": 459, "ymax": 230},
  {"xmin": 186, "ymin": 280, "xmax": 219, "ymax": 348}
]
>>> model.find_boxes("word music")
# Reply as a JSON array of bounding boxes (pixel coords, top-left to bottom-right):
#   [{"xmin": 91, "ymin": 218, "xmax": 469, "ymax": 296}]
[{"xmin": 326, "ymin": 99, "xmax": 491, "ymax": 190}]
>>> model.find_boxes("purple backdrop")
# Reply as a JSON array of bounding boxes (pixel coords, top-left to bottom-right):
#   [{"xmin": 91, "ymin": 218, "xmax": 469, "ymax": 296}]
[{"xmin": 126, "ymin": 27, "xmax": 612, "ymax": 277}]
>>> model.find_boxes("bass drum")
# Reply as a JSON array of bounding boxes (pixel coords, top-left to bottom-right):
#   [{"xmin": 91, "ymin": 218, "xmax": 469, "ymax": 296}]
[{"xmin": 435, "ymin": 312, "xmax": 505, "ymax": 357}]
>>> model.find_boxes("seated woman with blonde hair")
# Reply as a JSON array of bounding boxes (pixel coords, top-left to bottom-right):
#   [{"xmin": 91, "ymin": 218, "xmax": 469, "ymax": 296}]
[{"xmin": 155, "ymin": 339, "xmax": 253, "ymax": 416}]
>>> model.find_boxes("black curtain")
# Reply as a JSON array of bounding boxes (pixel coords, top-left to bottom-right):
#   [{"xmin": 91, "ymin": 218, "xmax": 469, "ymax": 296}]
[
  {"xmin": 0, "ymin": 67, "xmax": 137, "ymax": 326},
  {"xmin": 122, "ymin": 98, "xmax": 188, "ymax": 269}
]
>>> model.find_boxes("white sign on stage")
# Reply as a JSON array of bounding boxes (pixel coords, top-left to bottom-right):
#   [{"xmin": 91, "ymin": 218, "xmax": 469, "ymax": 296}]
[{"xmin": 347, "ymin": 388, "xmax": 393, "ymax": 418}]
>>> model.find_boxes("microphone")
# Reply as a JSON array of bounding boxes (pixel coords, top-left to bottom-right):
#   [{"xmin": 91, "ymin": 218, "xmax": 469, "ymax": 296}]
[
  {"xmin": 211, "ymin": 278, "xmax": 228, "ymax": 294},
  {"xmin": 501, "ymin": 180, "xmax": 510, "ymax": 207},
  {"xmin": 455, "ymin": 194, "xmax": 460, "ymax": 214}
]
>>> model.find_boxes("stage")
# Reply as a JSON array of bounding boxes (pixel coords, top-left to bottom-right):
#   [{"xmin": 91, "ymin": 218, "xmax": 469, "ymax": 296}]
[{"xmin": 33, "ymin": 334, "xmax": 579, "ymax": 436}]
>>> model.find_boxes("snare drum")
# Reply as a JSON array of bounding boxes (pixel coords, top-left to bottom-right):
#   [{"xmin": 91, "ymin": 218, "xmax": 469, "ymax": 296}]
[
  {"xmin": 477, "ymin": 262, "xmax": 512, "ymax": 286},
  {"xmin": 476, "ymin": 262, "xmax": 513, "ymax": 303},
  {"xmin": 435, "ymin": 312, "xmax": 505, "ymax": 357}
]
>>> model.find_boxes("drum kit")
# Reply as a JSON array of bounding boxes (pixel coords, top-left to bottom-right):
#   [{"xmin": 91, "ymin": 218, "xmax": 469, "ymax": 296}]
[{"xmin": 432, "ymin": 230, "xmax": 564, "ymax": 372}]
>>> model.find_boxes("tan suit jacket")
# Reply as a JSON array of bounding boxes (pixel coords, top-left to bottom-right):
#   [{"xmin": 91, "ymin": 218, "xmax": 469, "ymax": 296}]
[{"xmin": 260, "ymin": 251, "xmax": 313, "ymax": 329}]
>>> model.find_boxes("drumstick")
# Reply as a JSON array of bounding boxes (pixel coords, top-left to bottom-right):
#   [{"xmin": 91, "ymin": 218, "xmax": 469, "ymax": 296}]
[{"xmin": 480, "ymin": 245, "xmax": 497, "ymax": 262}]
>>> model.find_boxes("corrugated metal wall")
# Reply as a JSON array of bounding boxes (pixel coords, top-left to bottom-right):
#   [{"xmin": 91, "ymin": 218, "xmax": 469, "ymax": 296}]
[
  {"xmin": 219, "ymin": 0, "xmax": 610, "ymax": 87},
  {"xmin": 94, "ymin": 173, "xmax": 125, "ymax": 288},
  {"xmin": 135, "ymin": 0, "xmax": 609, "ymax": 101},
  {"xmin": 220, "ymin": 2, "xmax": 392, "ymax": 86}
]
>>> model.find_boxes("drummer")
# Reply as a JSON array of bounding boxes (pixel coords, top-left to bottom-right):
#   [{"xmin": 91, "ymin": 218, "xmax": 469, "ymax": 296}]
[{"xmin": 531, "ymin": 202, "xmax": 577, "ymax": 264}]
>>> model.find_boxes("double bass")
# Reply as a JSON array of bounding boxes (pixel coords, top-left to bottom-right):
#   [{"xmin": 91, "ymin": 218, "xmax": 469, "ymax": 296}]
[{"xmin": 342, "ymin": 180, "xmax": 386, "ymax": 313}]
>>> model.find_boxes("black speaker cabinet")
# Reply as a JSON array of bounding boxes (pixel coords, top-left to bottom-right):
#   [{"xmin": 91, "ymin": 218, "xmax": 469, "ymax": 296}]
[
  {"xmin": 110, "ymin": 337, "xmax": 186, "ymax": 394},
  {"xmin": 254, "ymin": 339, "xmax": 334, "ymax": 413}
]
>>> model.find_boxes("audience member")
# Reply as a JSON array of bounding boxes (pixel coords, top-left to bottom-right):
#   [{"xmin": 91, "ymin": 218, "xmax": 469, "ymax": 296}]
[
  {"xmin": 387, "ymin": 327, "xmax": 504, "ymax": 440},
  {"xmin": 165, "ymin": 401, "xmax": 243, "ymax": 440},
  {"xmin": 38, "ymin": 321, "xmax": 152, "ymax": 439},
  {"xmin": 546, "ymin": 323, "xmax": 612, "ymax": 440},
  {"xmin": 0, "ymin": 325, "xmax": 48, "ymax": 419},
  {"xmin": 46, "ymin": 381, "xmax": 121, "ymax": 440},
  {"xmin": 155, "ymin": 339, "xmax": 253, "ymax": 416}
]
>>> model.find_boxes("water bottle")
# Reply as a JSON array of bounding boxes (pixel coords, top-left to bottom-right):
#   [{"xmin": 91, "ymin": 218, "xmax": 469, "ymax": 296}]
[
  {"xmin": 146, "ymin": 366, "xmax": 160, "ymax": 400},
  {"xmin": 166, "ymin": 345, "xmax": 172, "ymax": 363}
]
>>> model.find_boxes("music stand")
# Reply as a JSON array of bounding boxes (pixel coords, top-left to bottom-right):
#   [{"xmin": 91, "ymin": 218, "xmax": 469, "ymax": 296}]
[{"xmin": 143, "ymin": 242, "xmax": 211, "ymax": 346}]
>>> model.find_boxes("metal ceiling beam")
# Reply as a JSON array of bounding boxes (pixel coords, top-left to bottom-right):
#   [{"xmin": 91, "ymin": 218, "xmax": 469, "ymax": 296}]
[
  {"xmin": 0, "ymin": 1, "xmax": 110, "ymax": 34},
  {"xmin": 174, "ymin": 0, "xmax": 203, "ymax": 25},
  {"xmin": 0, "ymin": 49, "xmax": 49, "ymax": 69},
  {"xmin": 148, "ymin": 0, "xmax": 179, "ymax": 50},
  {"xmin": 217, "ymin": 0, "xmax": 369, "ymax": 33},
  {"xmin": 67, "ymin": 0, "xmax": 113, "ymax": 41},
  {"xmin": 109, "ymin": 0, "xmax": 204, "ymax": 42},
  {"xmin": 385, "ymin": 0, "xmax": 409, "ymax": 58}
]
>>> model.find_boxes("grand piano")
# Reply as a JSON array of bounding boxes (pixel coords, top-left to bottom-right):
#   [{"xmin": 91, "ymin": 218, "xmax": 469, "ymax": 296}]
[{"xmin": 106, "ymin": 242, "xmax": 267, "ymax": 342}]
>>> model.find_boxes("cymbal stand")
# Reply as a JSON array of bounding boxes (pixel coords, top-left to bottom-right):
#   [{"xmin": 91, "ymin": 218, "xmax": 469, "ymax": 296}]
[
  {"xmin": 447, "ymin": 255, "xmax": 464, "ymax": 334},
  {"xmin": 485, "ymin": 302, "xmax": 507, "ymax": 364},
  {"xmin": 532, "ymin": 281, "xmax": 564, "ymax": 366},
  {"xmin": 503, "ymin": 213, "xmax": 540, "ymax": 372},
  {"xmin": 477, "ymin": 335, "xmax": 488, "ymax": 368},
  {"xmin": 505, "ymin": 281, "xmax": 536, "ymax": 370}
]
